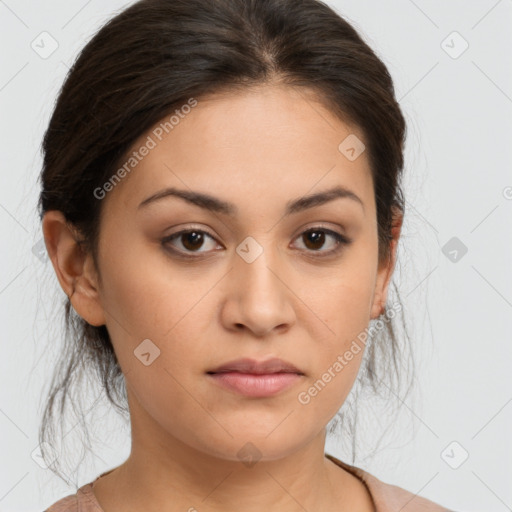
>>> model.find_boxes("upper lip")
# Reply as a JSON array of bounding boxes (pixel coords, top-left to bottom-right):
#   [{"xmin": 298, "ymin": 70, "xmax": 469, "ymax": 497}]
[{"xmin": 207, "ymin": 357, "xmax": 304, "ymax": 375}]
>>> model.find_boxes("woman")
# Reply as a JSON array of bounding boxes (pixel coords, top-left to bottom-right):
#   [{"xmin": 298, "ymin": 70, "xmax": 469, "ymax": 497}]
[{"xmin": 39, "ymin": 0, "xmax": 452, "ymax": 510}]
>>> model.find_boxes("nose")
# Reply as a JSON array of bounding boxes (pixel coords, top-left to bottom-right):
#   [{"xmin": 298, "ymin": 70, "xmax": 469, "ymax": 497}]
[{"xmin": 220, "ymin": 239, "xmax": 296, "ymax": 337}]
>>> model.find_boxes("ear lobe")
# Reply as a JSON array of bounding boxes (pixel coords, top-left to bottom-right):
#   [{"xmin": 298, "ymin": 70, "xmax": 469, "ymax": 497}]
[
  {"xmin": 370, "ymin": 210, "xmax": 403, "ymax": 320},
  {"xmin": 42, "ymin": 210, "xmax": 106, "ymax": 327}
]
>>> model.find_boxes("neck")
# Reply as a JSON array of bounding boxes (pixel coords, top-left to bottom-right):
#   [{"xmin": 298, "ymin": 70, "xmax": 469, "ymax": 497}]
[{"xmin": 92, "ymin": 389, "xmax": 369, "ymax": 512}]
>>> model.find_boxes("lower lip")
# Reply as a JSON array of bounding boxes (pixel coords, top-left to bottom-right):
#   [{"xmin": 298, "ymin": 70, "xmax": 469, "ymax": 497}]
[{"xmin": 207, "ymin": 372, "xmax": 302, "ymax": 397}]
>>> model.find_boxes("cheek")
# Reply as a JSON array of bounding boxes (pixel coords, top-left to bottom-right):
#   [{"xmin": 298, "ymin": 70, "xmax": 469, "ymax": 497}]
[
  {"xmin": 96, "ymin": 247, "xmax": 215, "ymax": 443},
  {"xmin": 97, "ymin": 232, "xmax": 198, "ymax": 339},
  {"xmin": 293, "ymin": 296, "xmax": 370, "ymax": 433},
  {"xmin": 308, "ymin": 250, "xmax": 377, "ymax": 347},
  {"xmin": 296, "ymin": 247, "xmax": 377, "ymax": 414},
  {"xmin": 97, "ymin": 232, "xmax": 220, "ymax": 391}
]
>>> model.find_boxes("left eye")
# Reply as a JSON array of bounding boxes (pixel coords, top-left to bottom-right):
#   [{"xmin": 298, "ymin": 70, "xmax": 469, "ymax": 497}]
[
  {"xmin": 293, "ymin": 228, "xmax": 349, "ymax": 254},
  {"xmin": 162, "ymin": 227, "xmax": 350, "ymax": 257}
]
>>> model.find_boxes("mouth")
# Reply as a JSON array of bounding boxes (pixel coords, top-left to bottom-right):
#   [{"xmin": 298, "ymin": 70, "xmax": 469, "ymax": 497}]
[
  {"xmin": 207, "ymin": 372, "xmax": 303, "ymax": 397},
  {"xmin": 206, "ymin": 357, "xmax": 304, "ymax": 398},
  {"xmin": 207, "ymin": 357, "xmax": 304, "ymax": 375}
]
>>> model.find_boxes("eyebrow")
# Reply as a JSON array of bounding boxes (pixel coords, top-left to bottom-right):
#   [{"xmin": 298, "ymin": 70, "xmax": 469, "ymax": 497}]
[{"xmin": 138, "ymin": 185, "xmax": 365, "ymax": 216}]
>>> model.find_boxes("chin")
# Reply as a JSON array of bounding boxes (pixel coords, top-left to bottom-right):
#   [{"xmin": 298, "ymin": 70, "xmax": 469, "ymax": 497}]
[{"xmin": 192, "ymin": 428, "xmax": 313, "ymax": 465}]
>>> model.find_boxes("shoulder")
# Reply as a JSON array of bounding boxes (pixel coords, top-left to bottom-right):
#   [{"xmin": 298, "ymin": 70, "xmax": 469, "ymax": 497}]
[
  {"xmin": 45, "ymin": 492, "xmax": 77, "ymax": 512},
  {"xmin": 325, "ymin": 453, "xmax": 454, "ymax": 512},
  {"xmin": 361, "ymin": 473, "xmax": 452, "ymax": 511},
  {"xmin": 45, "ymin": 482, "xmax": 101, "ymax": 512}
]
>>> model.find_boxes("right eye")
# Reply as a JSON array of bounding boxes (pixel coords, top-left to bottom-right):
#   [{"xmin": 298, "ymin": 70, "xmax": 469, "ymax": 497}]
[{"xmin": 161, "ymin": 228, "xmax": 221, "ymax": 258}]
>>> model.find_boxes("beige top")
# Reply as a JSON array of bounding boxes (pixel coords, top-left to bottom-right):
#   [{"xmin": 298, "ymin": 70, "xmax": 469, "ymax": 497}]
[{"xmin": 45, "ymin": 453, "xmax": 452, "ymax": 511}]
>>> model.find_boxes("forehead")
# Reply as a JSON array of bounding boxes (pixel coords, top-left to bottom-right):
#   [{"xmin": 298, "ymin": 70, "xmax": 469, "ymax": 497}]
[{"xmin": 106, "ymin": 84, "xmax": 374, "ymax": 216}]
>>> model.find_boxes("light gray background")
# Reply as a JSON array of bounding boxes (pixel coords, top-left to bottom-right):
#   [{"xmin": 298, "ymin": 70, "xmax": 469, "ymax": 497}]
[{"xmin": 1, "ymin": 1, "xmax": 511, "ymax": 511}]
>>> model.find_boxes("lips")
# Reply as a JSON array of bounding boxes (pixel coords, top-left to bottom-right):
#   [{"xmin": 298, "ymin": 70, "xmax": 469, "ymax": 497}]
[
  {"xmin": 206, "ymin": 357, "xmax": 304, "ymax": 397},
  {"xmin": 207, "ymin": 357, "xmax": 304, "ymax": 375}
]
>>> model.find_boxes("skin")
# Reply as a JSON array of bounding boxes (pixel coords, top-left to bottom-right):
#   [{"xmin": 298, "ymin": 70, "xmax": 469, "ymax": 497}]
[{"xmin": 43, "ymin": 83, "xmax": 402, "ymax": 512}]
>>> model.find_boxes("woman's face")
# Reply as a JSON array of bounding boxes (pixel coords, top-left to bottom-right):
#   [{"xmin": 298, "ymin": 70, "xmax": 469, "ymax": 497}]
[{"xmin": 74, "ymin": 84, "xmax": 397, "ymax": 461}]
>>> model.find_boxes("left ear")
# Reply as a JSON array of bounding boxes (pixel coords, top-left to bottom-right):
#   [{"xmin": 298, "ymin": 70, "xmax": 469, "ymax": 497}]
[{"xmin": 370, "ymin": 207, "xmax": 403, "ymax": 320}]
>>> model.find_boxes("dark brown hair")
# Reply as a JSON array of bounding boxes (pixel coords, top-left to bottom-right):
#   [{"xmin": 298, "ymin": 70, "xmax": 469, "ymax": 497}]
[{"xmin": 38, "ymin": 0, "xmax": 413, "ymax": 482}]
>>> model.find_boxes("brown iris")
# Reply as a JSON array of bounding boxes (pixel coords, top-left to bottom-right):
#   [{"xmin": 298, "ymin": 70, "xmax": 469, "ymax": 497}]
[
  {"xmin": 302, "ymin": 230, "xmax": 325, "ymax": 251},
  {"xmin": 180, "ymin": 231, "xmax": 205, "ymax": 251}
]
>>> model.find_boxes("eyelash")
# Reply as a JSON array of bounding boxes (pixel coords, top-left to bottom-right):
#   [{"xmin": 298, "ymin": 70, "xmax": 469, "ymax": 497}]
[{"xmin": 161, "ymin": 226, "xmax": 352, "ymax": 259}]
